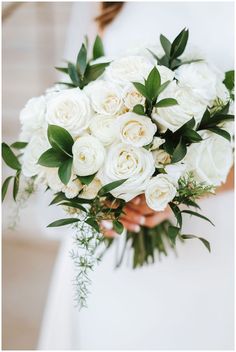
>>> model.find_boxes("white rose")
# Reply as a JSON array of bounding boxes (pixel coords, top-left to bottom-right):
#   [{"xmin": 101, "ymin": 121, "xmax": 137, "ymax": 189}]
[
  {"xmin": 175, "ymin": 62, "xmax": 219, "ymax": 105},
  {"xmin": 85, "ymin": 80, "xmax": 123, "ymax": 115},
  {"xmin": 122, "ymin": 84, "xmax": 145, "ymax": 110},
  {"xmin": 20, "ymin": 96, "xmax": 46, "ymax": 142},
  {"xmin": 46, "ymin": 88, "xmax": 92, "ymax": 137},
  {"xmin": 21, "ymin": 133, "xmax": 49, "ymax": 177},
  {"xmin": 156, "ymin": 65, "xmax": 175, "ymax": 83},
  {"xmin": 105, "ymin": 55, "xmax": 153, "ymax": 85},
  {"xmin": 152, "ymin": 81, "xmax": 206, "ymax": 132},
  {"xmin": 152, "ymin": 149, "xmax": 171, "ymax": 168},
  {"xmin": 185, "ymin": 130, "xmax": 233, "ymax": 186},
  {"xmin": 44, "ymin": 168, "xmax": 82, "ymax": 198},
  {"xmin": 145, "ymin": 174, "xmax": 177, "ymax": 211},
  {"xmin": 98, "ymin": 143, "xmax": 155, "ymax": 201},
  {"xmin": 72, "ymin": 136, "xmax": 106, "ymax": 176},
  {"xmin": 117, "ymin": 112, "xmax": 157, "ymax": 147},
  {"xmin": 164, "ymin": 162, "xmax": 187, "ymax": 186},
  {"xmin": 80, "ymin": 178, "xmax": 102, "ymax": 199},
  {"xmin": 89, "ymin": 114, "xmax": 117, "ymax": 146}
]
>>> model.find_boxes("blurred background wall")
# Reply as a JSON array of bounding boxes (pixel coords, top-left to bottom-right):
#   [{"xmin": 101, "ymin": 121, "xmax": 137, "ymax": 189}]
[{"xmin": 2, "ymin": 2, "xmax": 72, "ymax": 349}]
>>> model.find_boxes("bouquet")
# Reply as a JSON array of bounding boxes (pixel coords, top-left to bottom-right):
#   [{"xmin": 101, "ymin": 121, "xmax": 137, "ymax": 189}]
[{"xmin": 2, "ymin": 28, "xmax": 234, "ymax": 308}]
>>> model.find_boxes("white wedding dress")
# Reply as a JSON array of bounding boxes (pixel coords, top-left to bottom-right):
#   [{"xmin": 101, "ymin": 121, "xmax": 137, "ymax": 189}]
[{"xmin": 38, "ymin": 2, "xmax": 234, "ymax": 350}]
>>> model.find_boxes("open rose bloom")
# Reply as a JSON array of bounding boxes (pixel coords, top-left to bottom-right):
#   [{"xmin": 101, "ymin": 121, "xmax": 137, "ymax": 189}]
[{"xmin": 2, "ymin": 29, "xmax": 234, "ymax": 308}]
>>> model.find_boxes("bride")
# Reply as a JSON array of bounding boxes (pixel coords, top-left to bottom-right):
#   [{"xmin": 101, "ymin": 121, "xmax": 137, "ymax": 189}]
[{"xmin": 38, "ymin": 2, "xmax": 234, "ymax": 350}]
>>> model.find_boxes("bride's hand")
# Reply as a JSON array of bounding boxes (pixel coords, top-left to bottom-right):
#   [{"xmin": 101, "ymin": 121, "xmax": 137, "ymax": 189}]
[{"xmin": 101, "ymin": 194, "xmax": 171, "ymax": 237}]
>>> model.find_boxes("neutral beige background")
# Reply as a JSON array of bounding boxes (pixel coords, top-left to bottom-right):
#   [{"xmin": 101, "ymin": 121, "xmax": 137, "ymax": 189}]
[{"xmin": 2, "ymin": 2, "xmax": 72, "ymax": 349}]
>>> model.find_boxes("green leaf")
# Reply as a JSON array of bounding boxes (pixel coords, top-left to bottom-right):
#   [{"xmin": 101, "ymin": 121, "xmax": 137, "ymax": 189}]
[
  {"xmin": 156, "ymin": 80, "xmax": 171, "ymax": 96},
  {"xmin": 2, "ymin": 143, "xmax": 21, "ymax": 170},
  {"xmin": 58, "ymin": 159, "xmax": 73, "ymax": 185},
  {"xmin": 55, "ymin": 66, "xmax": 68, "ymax": 74},
  {"xmin": 146, "ymin": 48, "xmax": 160, "ymax": 61},
  {"xmin": 133, "ymin": 104, "xmax": 145, "ymax": 115},
  {"xmin": 68, "ymin": 63, "xmax": 80, "ymax": 85},
  {"xmin": 207, "ymin": 127, "xmax": 231, "ymax": 141},
  {"xmin": 93, "ymin": 35, "xmax": 105, "ymax": 60},
  {"xmin": 132, "ymin": 82, "xmax": 149, "ymax": 99},
  {"xmin": 181, "ymin": 210, "xmax": 214, "ymax": 226},
  {"xmin": 112, "ymin": 220, "xmax": 124, "ymax": 234},
  {"xmin": 208, "ymin": 114, "xmax": 234, "ymax": 126},
  {"xmin": 167, "ymin": 225, "xmax": 180, "ymax": 245},
  {"xmin": 49, "ymin": 192, "xmax": 67, "ymax": 205},
  {"xmin": 76, "ymin": 43, "xmax": 87, "ymax": 76},
  {"xmin": 38, "ymin": 148, "xmax": 67, "ymax": 167},
  {"xmin": 199, "ymin": 109, "xmax": 211, "ymax": 128},
  {"xmin": 47, "ymin": 218, "xmax": 80, "ymax": 227},
  {"xmin": 171, "ymin": 138, "xmax": 187, "ymax": 163},
  {"xmin": 98, "ymin": 179, "xmax": 127, "ymax": 197},
  {"xmin": 85, "ymin": 218, "xmax": 100, "ymax": 232},
  {"xmin": 47, "ymin": 125, "xmax": 74, "ymax": 157},
  {"xmin": 223, "ymin": 70, "xmax": 234, "ymax": 92},
  {"xmin": 170, "ymin": 28, "xmax": 189, "ymax": 59},
  {"xmin": 160, "ymin": 34, "xmax": 172, "ymax": 57},
  {"xmin": 181, "ymin": 234, "xmax": 211, "ymax": 252},
  {"xmin": 179, "ymin": 59, "xmax": 203, "ymax": 66},
  {"xmin": 169, "ymin": 203, "xmax": 182, "ymax": 228},
  {"xmin": 145, "ymin": 67, "xmax": 161, "ymax": 100},
  {"xmin": 77, "ymin": 173, "xmax": 96, "ymax": 186},
  {"xmin": 83, "ymin": 62, "xmax": 110, "ymax": 86},
  {"xmin": 58, "ymin": 202, "xmax": 87, "ymax": 213},
  {"xmin": 2, "ymin": 176, "xmax": 13, "ymax": 201},
  {"xmin": 155, "ymin": 98, "xmax": 178, "ymax": 108},
  {"xmin": 13, "ymin": 171, "xmax": 20, "ymax": 201},
  {"xmin": 182, "ymin": 128, "xmax": 202, "ymax": 142},
  {"xmin": 11, "ymin": 142, "xmax": 28, "ymax": 149}
]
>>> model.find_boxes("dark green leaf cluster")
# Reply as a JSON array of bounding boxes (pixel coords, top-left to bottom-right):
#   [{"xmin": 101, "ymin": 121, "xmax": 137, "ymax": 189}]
[
  {"xmin": 55, "ymin": 35, "xmax": 110, "ymax": 89},
  {"xmin": 150, "ymin": 28, "xmax": 202, "ymax": 70},
  {"xmin": 2, "ymin": 141, "xmax": 27, "ymax": 201},
  {"xmin": 47, "ymin": 179, "xmax": 127, "ymax": 235},
  {"xmin": 197, "ymin": 104, "xmax": 234, "ymax": 142},
  {"xmin": 38, "ymin": 125, "xmax": 74, "ymax": 185},
  {"xmin": 162, "ymin": 117, "xmax": 202, "ymax": 163},
  {"xmin": 133, "ymin": 66, "xmax": 178, "ymax": 117}
]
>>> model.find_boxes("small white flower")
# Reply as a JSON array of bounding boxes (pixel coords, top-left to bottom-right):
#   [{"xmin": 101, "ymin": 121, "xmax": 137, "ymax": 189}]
[
  {"xmin": 46, "ymin": 88, "xmax": 92, "ymax": 137},
  {"xmin": 122, "ymin": 84, "xmax": 145, "ymax": 110},
  {"xmin": 150, "ymin": 137, "xmax": 165, "ymax": 151},
  {"xmin": 98, "ymin": 142, "xmax": 155, "ymax": 201},
  {"xmin": 20, "ymin": 96, "xmax": 47, "ymax": 142},
  {"xmin": 44, "ymin": 168, "xmax": 82, "ymax": 198},
  {"xmin": 152, "ymin": 149, "xmax": 171, "ymax": 168},
  {"xmin": 72, "ymin": 135, "xmax": 106, "ymax": 176},
  {"xmin": 152, "ymin": 81, "xmax": 206, "ymax": 132},
  {"xmin": 105, "ymin": 55, "xmax": 153, "ymax": 85},
  {"xmin": 80, "ymin": 178, "xmax": 102, "ymax": 199},
  {"xmin": 117, "ymin": 112, "xmax": 157, "ymax": 147},
  {"xmin": 145, "ymin": 174, "xmax": 177, "ymax": 211},
  {"xmin": 85, "ymin": 80, "xmax": 123, "ymax": 115},
  {"xmin": 185, "ymin": 130, "xmax": 233, "ymax": 186}
]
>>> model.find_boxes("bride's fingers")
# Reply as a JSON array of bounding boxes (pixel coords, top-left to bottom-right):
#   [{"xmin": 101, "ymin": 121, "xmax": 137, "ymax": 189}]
[
  {"xmin": 127, "ymin": 202, "xmax": 154, "ymax": 215},
  {"xmin": 120, "ymin": 219, "xmax": 140, "ymax": 233},
  {"xmin": 104, "ymin": 199, "xmax": 120, "ymax": 209},
  {"xmin": 122, "ymin": 207, "xmax": 146, "ymax": 225},
  {"xmin": 100, "ymin": 220, "xmax": 117, "ymax": 238},
  {"xmin": 144, "ymin": 208, "xmax": 171, "ymax": 228}
]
